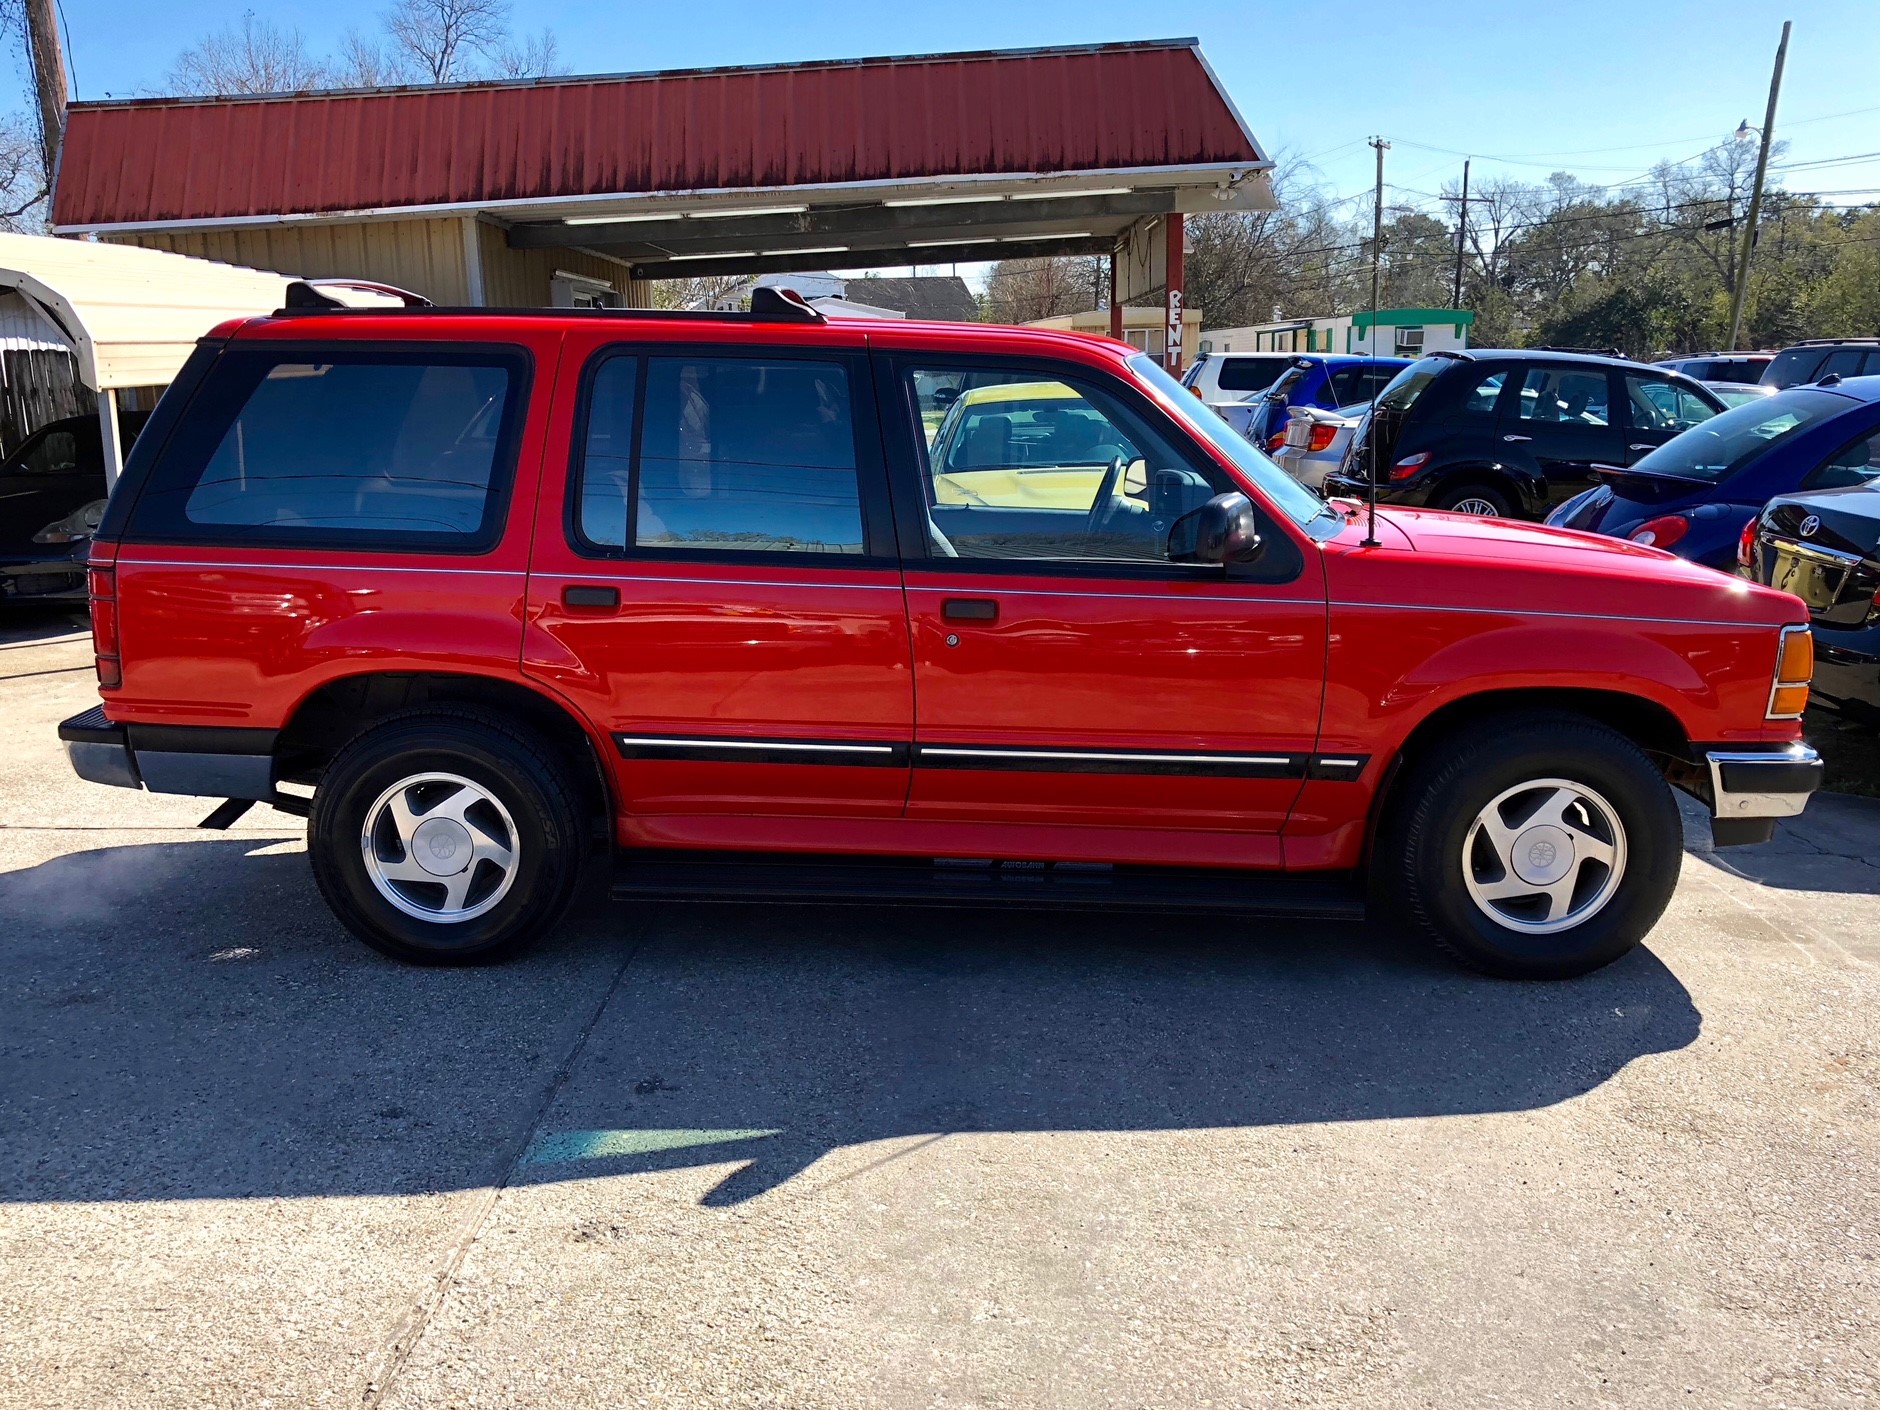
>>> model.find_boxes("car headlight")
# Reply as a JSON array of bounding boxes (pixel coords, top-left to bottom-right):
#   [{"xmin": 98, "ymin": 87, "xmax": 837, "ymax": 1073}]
[{"xmin": 32, "ymin": 499, "xmax": 108, "ymax": 545}]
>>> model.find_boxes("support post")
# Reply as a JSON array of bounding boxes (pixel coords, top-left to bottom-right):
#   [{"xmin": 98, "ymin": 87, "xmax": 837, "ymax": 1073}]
[
  {"xmin": 1108, "ymin": 246, "xmax": 1122, "ymax": 342},
  {"xmin": 97, "ymin": 388, "xmax": 124, "ymax": 489},
  {"xmin": 1163, "ymin": 213, "xmax": 1184, "ymax": 374},
  {"xmin": 1728, "ymin": 20, "xmax": 1790, "ymax": 351},
  {"xmin": 1451, "ymin": 159, "xmax": 1470, "ymax": 311},
  {"xmin": 24, "ymin": 0, "xmax": 68, "ymax": 186}
]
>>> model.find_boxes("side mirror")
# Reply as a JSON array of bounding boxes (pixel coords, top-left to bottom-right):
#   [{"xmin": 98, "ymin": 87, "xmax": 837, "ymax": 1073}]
[{"xmin": 1168, "ymin": 491, "xmax": 1263, "ymax": 565}]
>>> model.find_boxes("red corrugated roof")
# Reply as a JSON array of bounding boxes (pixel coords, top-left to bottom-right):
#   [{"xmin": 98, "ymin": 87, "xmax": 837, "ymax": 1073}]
[{"xmin": 54, "ymin": 40, "xmax": 1264, "ymax": 230}]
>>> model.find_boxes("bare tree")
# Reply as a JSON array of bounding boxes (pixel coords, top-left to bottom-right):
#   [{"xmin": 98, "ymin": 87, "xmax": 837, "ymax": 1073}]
[
  {"xmin": 982, "ymin": 256, "xmax": 1104, "ymax": 324},
  {"xmin": 488, "ymin": 29, "xmax": 565, "ymax": 80},
  {"xmin": 331, "ymin": 30, "xmax": 413, "ymax": 88},
  {"xmin": 383, "ymin": 0, "xmax": 511, "ymax": 84},
  {"xmin": 0, "ymin": 111, "xmax": 48, "ymax": 231},
  {"xmin": 168, "ymin": 12, "xmax": 329, "ymax": 95}
]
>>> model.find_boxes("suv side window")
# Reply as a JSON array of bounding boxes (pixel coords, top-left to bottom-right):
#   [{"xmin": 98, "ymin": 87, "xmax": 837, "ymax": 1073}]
[
  {"xmin": 1517, "ymin": 366, "xmax": 1611, "ymax": 426},
  {"xmin": 1820, "ymin": 348, "xmax": 1869, "ymax": 380},
  {"xmin": 1327, "ymin": 365, "xmax": 1398, "ymax": 407},
  {"xmin": 574, "ymin": 353, "xmax": 867, "ymax": 557},
  {"xmin": 15, "ymin": 426, "xmax": 86, "ymax": 475},
  {"xmin": 1622, "ymin": 373, "xmax": 1715, "ymax": 432},
  {"xmin": 128, "ymin": 348, "xmax": 527, "ymax": 552},
  {"xmin": 1449, "ymin": 365, "xmax": 1513, "ymax": 420},
  {"xmin": 905, "ymin": 366, "xmax": 1229, "ymax": 566}
]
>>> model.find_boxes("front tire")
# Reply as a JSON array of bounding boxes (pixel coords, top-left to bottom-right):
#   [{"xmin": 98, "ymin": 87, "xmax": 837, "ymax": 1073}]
[
  {"xmin": 309, "ymin": 707, "xmax": 588, "ymax": 964},
  {"xmin": 1378, "ymin": 712, "xmax": 1681, "ymax": 979},
  {"xmin": 1434, "ymin": 482, "xmax": 1512, "ymax": 517}
]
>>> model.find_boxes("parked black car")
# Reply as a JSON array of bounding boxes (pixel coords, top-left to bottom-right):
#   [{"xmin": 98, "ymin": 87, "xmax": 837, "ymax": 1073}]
[
  {"xmin": 1656, "ymin": 352, "xmax": 1772, "ymax": 385},
  {"xmin": 1760, "ymin": 339, "xmax": 1880, "ymax": 389},
  {"xmin": 1, "ymin": 411, "xmax": 148, "ymax": 603},
  {"xmin": 1322, "ymin": 350, "xmax": 1726, "ymax": 519},
  {"xmin": 1746, "ymin": 466, "xmax": 1880, "ymax": 722}
]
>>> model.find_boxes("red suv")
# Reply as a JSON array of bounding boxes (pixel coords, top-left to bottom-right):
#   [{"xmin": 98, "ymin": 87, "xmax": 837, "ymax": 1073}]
[{"xmin": 59, "ymin": 285, "xmax": 1822, "ymax": 978}]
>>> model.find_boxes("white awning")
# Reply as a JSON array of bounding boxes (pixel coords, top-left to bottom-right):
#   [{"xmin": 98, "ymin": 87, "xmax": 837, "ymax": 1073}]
[{"xmin": 0, "ymin": 233, "xmax": 293, "ymax": 391}]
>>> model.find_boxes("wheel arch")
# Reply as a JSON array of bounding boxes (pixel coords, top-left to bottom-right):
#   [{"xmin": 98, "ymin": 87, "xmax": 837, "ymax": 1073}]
[
  {"xmin": 1363, "ymin": 686, "xmax": 1692, "ymax": 867},
  {"xmin": 274, "ymin": 670, "xmax": 614, "ymax": 838}
]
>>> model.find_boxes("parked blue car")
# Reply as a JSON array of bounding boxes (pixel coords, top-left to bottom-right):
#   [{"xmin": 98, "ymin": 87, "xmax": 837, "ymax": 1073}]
[
  {"xmin": 1546, "ymin": 375, "xmax": 1880, "ymax": 570},
  {"xmin": 1235, "ymin": 354, "xmax": 1411, "ymax": 450}
]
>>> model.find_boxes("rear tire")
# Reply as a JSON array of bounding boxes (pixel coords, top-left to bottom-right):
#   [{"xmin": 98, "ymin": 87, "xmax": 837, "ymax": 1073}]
[
  {"xmin": 308, "ymin": 707, "xmax": 587, "ymax": 964},
  {"xmin": 1377, "ymin": 712, "xmax": 1681, "ymax": 979},
  {"xmin": 1434, "ymin": 482, "xmax": 1511, "ymax": 517}
]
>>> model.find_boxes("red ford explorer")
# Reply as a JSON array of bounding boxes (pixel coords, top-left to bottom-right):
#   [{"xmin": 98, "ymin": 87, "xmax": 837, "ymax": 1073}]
[{"xmin": 59, "ymin": 284, "xmax": 1822, "ymax": 978}]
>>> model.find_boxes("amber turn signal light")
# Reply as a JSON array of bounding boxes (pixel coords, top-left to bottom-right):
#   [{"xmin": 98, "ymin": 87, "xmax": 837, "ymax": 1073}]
[{"xmin": 1767, "ymin": 625, "xmax": 1813, "ymax": 720}]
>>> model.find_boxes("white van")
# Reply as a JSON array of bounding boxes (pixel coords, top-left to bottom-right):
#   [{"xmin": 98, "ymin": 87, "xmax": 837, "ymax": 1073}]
[{"xmin": 1179, "ymin": 352, "xmax": 1298, "ymax": 404}]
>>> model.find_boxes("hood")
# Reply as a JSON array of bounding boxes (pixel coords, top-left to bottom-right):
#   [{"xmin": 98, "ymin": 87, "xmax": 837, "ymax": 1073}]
[{"xmin": 1349, "ymin": 506, "xmax": 1802, "ymax": 626}]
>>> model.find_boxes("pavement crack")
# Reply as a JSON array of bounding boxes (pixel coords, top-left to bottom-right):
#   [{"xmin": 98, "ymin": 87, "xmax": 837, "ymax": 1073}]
[{"xmin": 358, "ymin": 913, "xmax": 652, "ymax": 1408}]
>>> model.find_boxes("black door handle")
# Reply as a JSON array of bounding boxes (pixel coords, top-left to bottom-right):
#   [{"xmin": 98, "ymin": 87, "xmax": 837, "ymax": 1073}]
[
  {"xmin": 562, "ymin": 584, "xmax": 620, "ymax": 609},
  {"xmin": 942, "ymin": 598, "xmax": 999, "ymax": 623}
]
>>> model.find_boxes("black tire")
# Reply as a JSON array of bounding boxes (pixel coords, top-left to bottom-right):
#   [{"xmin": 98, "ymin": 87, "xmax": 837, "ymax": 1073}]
[
  {"xmin": 1433, "ymin": 481, "xmax": 1512, "ymax": 517},
  {"xmin": 308, "ymin": 706, "xmax": 588, "ymax": 965},
  {"xmin": 1376, "ymin": 711, "xmax": 1681, "ymax": 980}
]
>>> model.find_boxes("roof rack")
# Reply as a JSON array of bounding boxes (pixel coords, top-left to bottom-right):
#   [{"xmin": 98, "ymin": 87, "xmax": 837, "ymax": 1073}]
[
  {"xmin": 1535, "ymin": 345, "xmax": 1624, "ymax": 358},
  {"xmin": 1790, "ymin": 337, "xmax": 1879, "ymax": 346},
  {"xmin": 271, "ymin": 279, "xmax": 828, "ymax": 324}
]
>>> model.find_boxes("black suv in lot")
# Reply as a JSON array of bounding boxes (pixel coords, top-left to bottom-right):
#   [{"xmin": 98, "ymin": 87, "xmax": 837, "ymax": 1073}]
[
  {"xmin": 1323, "ymin": 350, "xmax": 1725, "ymax": 519},
  {"xmin": 1760, "ymin": 339, "xmax": 1880, "ymax": 389}
]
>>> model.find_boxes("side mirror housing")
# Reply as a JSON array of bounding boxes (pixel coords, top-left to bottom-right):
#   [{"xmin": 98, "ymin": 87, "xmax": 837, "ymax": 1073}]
[{"xmin": 1168, "ymin": 491, "xmax": 1263, "ymax": 565}]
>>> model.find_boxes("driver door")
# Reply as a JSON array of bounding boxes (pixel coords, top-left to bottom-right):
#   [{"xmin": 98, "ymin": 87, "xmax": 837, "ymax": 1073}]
[{"xmin": 880, "ymin": 354, "xmax": 1329, "ymax": 837}]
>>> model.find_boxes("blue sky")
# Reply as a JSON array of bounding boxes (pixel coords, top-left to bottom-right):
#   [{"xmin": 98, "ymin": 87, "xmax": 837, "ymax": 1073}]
[{"xmin": 30, "ymin": 0, "xmax": 1880, "ymax": 277}]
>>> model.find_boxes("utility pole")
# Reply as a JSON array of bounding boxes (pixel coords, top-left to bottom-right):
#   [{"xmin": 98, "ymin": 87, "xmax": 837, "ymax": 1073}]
[
  {"xmin": 24, "ymin": 0, "xmax": 70, "ymax": 189},
  {"xmin": 1368, "ymin": 138, "xmax": 1390, "ymax": 350},
  {"xmin": 1728, "ymin": 19, "xmax": 1791, "ymax": 351},
  {"xmin": 1451, "ymin": 159, "xmax": 1471, "ymax": 310}
]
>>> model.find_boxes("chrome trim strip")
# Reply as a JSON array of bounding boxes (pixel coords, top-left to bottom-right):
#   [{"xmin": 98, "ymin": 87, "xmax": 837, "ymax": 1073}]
[
  {"xmin": 1329, "ymin": 599, "xmax": 1770, "ymax": 629},
  {"xmin": 1767, "ymin": 538, "xmax": 1865, "ymax": 569},
  {"xmin": 616, "ymin": 736, "xmax": 895, "ymax": 754},
  {"xmin": 536, "ymin": 572, "xmax": 902, "ymax": 592},
  {"xmin": 921, "ymin": 747, "xmax": 1291, "ymax": 765}
]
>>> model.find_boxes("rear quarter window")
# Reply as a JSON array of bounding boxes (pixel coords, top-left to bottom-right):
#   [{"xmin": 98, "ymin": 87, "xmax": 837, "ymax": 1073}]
[{"xmin": 125, "ymin": 346, "xmax": 529, "ymax": 553}]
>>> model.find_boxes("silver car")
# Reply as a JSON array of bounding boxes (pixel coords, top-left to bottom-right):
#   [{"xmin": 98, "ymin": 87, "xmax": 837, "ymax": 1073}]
[{"xmin": 1273, "ymin": 402, "xmax": 1368, "ymax": 491}]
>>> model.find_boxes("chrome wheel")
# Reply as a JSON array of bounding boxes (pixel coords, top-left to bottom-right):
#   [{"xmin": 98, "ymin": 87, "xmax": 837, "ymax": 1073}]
[
  {"xmin": 360, "ymin": 771, "xmax": 520, "ymax": 923},
  {"xmin": 1448, "ymin": 496, "xmax": 1500, "ymax": 516},
  {"xmin": 1461, "ymin": 777, "xmax": 1627, "ymax": 935}
]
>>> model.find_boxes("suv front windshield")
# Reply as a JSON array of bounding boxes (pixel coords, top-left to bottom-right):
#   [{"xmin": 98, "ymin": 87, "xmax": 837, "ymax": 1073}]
[
  {"xmin": 1632, "ymin": 388, "xmax": 1854, "ymax": 483},
  {"xmin": 1129, "ymin": 353, "xmax": 1336, "ymax": 530}
]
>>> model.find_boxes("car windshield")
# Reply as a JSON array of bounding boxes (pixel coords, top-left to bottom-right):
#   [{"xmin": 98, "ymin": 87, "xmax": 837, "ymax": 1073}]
[
  {"xmin": 1631, "ymin": 388, "xmax": 1855, "ymax": 482},
  {"xmin": 1129, "ymin": 354, "xmax": 1336, "ymax": 530},
  {"xmin": 1374, "ymin": 357, "xmax": 1450, "ymax": 413}
]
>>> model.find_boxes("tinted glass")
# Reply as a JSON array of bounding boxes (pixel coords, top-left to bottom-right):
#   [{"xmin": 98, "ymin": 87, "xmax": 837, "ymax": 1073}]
[
  {"xmin": 1821, "ymin": 348, "xmax": 1868, "ymax": 379},
  {"xmin": 1632, "ymin": 388, "xmax": 1851, "ymax": 483},
  {"xmin": 1802, "ymin": 426, "xmax": 1880, "ymax": 490},
  {"xmin": 1452, "ymin": 367, "xmax": 1511, "ymax": 419},
  {"xmin": 1130, "ymin": 354, "xmax": 1334, "ymax": 531},
  {"xmin": 1519, "ymin": 367, "xmax": 1611, "ymax": 426},
  {"xmin": 909, "ymin": 366, "xmax": 1223, "ymax": 562},
  {"xmin": 1623, "ymin": 374, "xmax": 1716, "ymax": 433},
  {"xmin": 131, "ymin": 351, "xmax": 523, "ymax": 549},
  {"xmin": 627, "ymin": 356, "xmax": 863, "ymax": 555},
  {"xmin": 1327, "ymin": 365, "xmax": 1399, "ymax": 406},
  {"xmin": 1215, "ymin": 356, "xmax": 1295, "ymax": 392},
  {"xmin": 1374, "ymin": 357, "xmax": 1448, "ymax": 414},
  {"xmin": 1763, "ymin": 348, "xmax": 1827, "ymax": 388},
  {"xmin": 16, "ymin": 425, "xmax": 89, "ymax": 475}
]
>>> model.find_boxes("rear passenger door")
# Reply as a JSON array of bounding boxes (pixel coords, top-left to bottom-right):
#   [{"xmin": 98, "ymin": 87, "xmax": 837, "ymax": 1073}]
[
  {"xmin": 1505, "ymin": 364, "xmax": 1624, "ymax": 503},
  {"xmin": 524, "ymin": 338, "xmax": 915, "ymax": 825}
]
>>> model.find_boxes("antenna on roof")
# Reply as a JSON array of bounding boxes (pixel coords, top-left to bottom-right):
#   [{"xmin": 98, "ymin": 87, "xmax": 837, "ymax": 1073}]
[{"xmin": 1362, "ymin": 136, "xmax": 1389, "ymax": 548}]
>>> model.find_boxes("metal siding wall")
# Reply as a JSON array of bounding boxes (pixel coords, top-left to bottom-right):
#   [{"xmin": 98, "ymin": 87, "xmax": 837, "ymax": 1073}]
[
  {"xmin": 112, "ymin": 220, "xmax": 473, "ymax": 306},
  {"xmin": 474, "ymin": 222, "xmax": 645, "ymax": 306}
]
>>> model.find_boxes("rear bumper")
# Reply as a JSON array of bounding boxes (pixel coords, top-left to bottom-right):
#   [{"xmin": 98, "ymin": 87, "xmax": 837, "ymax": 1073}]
[
  {"xmin": 58, "ymin": 706, "xmax": 276, "ymax": 799},
  {"xmin": 1702, "ymin": 743, "xmax": 1823, "ymax": 845}
]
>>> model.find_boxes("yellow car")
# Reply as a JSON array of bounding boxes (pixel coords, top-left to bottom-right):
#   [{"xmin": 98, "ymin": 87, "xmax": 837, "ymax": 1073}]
[{"xmin": 927, "ymin": 381, "xmax": 1143, "ymax": 509}]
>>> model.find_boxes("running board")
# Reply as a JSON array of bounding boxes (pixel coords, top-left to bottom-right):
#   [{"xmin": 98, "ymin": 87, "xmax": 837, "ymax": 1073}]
[{"xmin": 612, "ymin": 852, "xmax": 1366, "ymax": 919}]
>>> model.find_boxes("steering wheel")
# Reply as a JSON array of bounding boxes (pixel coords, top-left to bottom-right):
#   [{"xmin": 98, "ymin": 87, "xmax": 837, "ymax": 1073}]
[{"xmin": 1085, "ymin": 453, "xmax": 1129, "ymax": 536}]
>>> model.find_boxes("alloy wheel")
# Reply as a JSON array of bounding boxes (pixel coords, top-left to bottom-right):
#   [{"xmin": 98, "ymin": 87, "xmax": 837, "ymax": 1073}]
[
  {"xmin": 360, "ymin": 771, "xmax": 521, "ymax": 923},
  {"xmin": 1461, "ymin": 777, "xmax": 1627, "ymax": 934}
]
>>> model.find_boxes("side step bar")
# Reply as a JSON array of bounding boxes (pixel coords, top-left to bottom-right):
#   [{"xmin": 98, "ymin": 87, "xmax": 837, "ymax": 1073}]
[{"xmin": 612, "ymin": 852, "xmax": 1366, "ymax": 920}]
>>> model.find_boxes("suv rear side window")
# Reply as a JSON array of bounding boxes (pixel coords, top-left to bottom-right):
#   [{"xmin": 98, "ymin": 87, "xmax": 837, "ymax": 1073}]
[
  {"xmin": 129, "ymin": 348, "xmax": 526, "ymax": 552},
  {"xmin": 1215, "ymin": 356, "xmax": 1294, "ymax": 392},
  {"xmin": 575, "ymin": 354, "xmax": 866, "ymax": 556},
  {"xmin": 1763, "ymin": 348, "xmax": 1829, "ymax": 388}
]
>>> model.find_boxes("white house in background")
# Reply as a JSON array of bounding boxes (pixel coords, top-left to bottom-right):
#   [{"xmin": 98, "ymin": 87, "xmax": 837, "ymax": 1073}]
[{"xmin": 1201, "ymin": 307, "xmax": 1474, "ymax": 359}]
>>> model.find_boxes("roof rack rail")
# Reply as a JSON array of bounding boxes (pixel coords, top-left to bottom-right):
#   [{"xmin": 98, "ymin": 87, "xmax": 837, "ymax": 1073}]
[
  {"xmin": 1791, "ymin": 337, "xmax": 1879, "ymax": 346},
  {"xmin": 748, "ymin": 285, "xmax": 825, "ymax": 323},
  {"xmin": 281, "ymin": 279, "xmax": 434, "ymax": 312},
  {"xmin": 1535, "ymin": 345, "xmax": 1624, "ymax": 358},
  {"xmin": 1427, "ymin": 348, "xmax": 1473, "ymax": 360}
]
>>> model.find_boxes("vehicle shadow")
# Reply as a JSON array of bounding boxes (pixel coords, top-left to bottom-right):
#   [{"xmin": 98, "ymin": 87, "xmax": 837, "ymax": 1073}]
[
  {"xmin": 0, "ymin": 836, "xmax": 1701, "ymax": 1208},
  {"xmin": 1680, "ymin": 790, "xmax": 1880, "ymax": 897},
  {"xmin": 0, "ymin": 602, "xmax": 88, "ymax": 649}
]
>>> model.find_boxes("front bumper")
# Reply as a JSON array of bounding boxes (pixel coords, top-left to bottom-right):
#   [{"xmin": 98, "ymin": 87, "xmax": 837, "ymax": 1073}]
[{"xmin": 1701, "ymin": 743, "xmax": 1823, "ymax": 845}]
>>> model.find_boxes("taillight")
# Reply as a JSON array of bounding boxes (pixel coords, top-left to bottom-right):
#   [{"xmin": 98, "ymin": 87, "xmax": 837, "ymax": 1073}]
[
  {"xmin": 1768, "ymin": 624, "xmax": 1813, "ymax": 719},
  {"xmin": 1308, "ymin": 423, "xmax": 1340, "ymax": 453},
  {"xmin": 1190, "ymin": 384, "xmax": 1204, "ymax": 399},
  {"xmin": 1737, "ymin": 516, "xmax": 1760, "ymax": 570},
  {"xmin": 1389, "ymin": 452, "xmax": 1431, "ymax": 482},
  {"xmin": 89, "ymin": 566, "xmax": 120, "ymax": 689},
  {"xmin": 1628, "ymin": 514, "xmax": 1690, "ymax": 549},
  {"xmin": 1265, "ymin": 431, "xmax": 1287, "ymax": 453}
]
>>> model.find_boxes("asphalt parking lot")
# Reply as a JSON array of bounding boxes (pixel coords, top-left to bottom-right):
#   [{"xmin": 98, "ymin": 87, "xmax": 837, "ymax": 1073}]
[{"xmin": 2, "ymin": 608, "xmax": 1876, "ymax": 1409}]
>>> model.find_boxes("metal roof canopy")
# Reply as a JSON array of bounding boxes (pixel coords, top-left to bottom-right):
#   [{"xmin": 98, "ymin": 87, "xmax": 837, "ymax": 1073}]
[
  {"xmin": 51, "ymin": 38, "xmax": 1273, "ymax": 280},
  {"xmin": 0, "ymin": 233, "xmax": 292, "ymax": 390}
]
